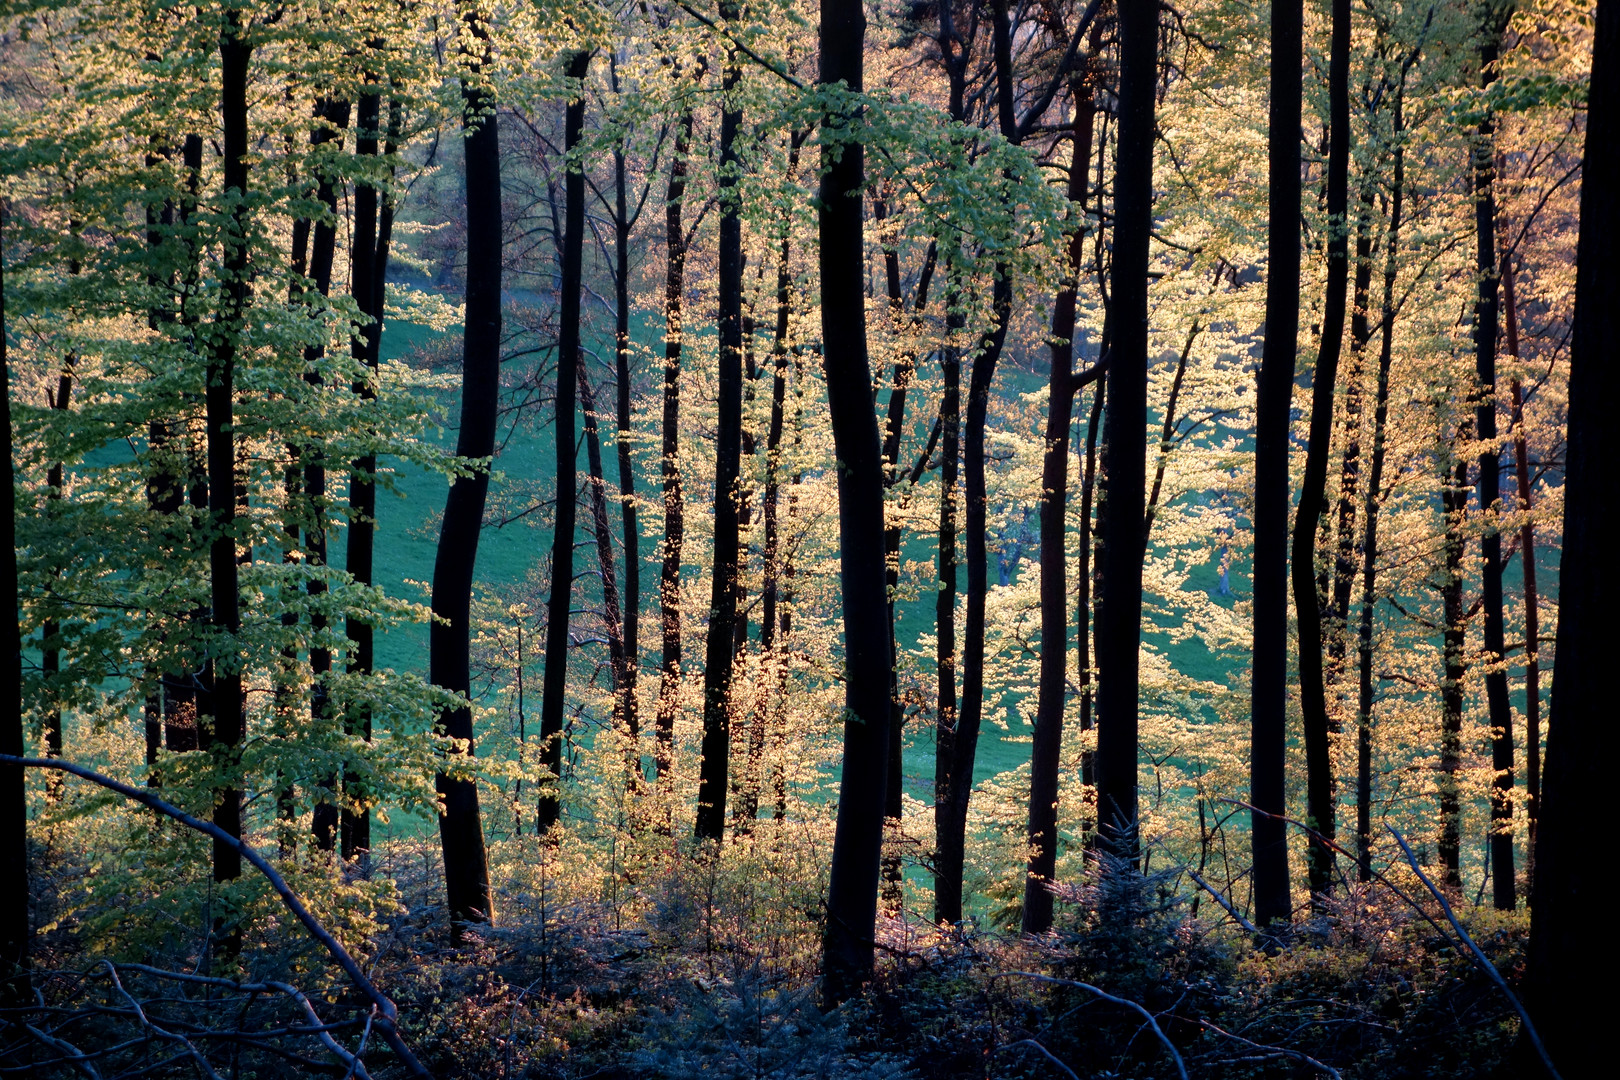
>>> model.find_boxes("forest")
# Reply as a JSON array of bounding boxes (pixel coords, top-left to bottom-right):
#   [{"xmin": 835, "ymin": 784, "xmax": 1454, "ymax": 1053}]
[{"xmin": 0, "ymin": 0, "xmax": 1611, "ymax": 1075}]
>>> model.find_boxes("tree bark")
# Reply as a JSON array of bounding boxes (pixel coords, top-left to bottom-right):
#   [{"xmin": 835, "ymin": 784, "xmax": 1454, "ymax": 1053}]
[
  {"xmin": 818, "ymin": 0, "xmax": 892, "ymax": 1005},
  {"xmin": 612, "ymin": 136, "xmax": 640, "ymax": 761},
  {"xmin": 694, "ymin": 14, "xmax": 745, "ymax": 842},
  {"xmin": 1292, "ymin": 0, "xmax": 1350, "ymax": 905},
  {"xmin": 1250, "ymin": 0, "xmax": 1302, "ymax": 933},
  {"xmin": 578, "ymin": 361, "xmax": 631, "ymax": 781},
  {"xmin": 932, "ymin": 305, "xmax": 963, "ymax": 925},
  {"xmin": 656, "ymin": 87, "xmax": 696, "ymax": 785},
  {"xmin": 1094, "ymin": 0, "xmax": 1158, "ymax": 863},
  {"xmin": 1525, "ymin": 1, "xmax": 1616, "ymax": 1066},
  {"xmin": 1472, "ymin": 34, "xmax": 1516, "ymax": 912},
  {"xmin": 536, "ymin": 48, "xmax": 593, "ymax": 835},
  {"xmin": 431, "ymin": 17, "xmax": 500, "ymax": 930}
]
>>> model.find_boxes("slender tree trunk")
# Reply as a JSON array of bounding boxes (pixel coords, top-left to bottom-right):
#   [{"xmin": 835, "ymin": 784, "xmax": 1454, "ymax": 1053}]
[
  {"xmin": 208, "ymin": 13, "xmax": 252, "ymax": 953},
  {"xmin": 932, "ymin": 308, "xmax": 963, "ymax": 925},
  {"xmin": 1023, "ymin": 65, "xmax": 1100, "ymax": 934},
  {"xmin": 304, "ymin": 96, "xmax": 350, "ymax": 855},
  {"xmin": 1438, "ymin": 452, "xmax": 1467, "ymax": 890},
  {"xmin": 431, "ymin": 20, "xmax": 501, "ymax": 929},
  {"xmin": 1094, "ymin": 0, "xmax": 1159, "ymax": 862},
  {"xmin": 1355, "ymin": 109, "xmax": 1404, "ymax": 883},
  {"xmin": 578, "ymin": 363, "xmax": 631, "ymax": 779},
  {"xmin": 1329, "ymin": 192, "xmax": 1376, "ymax": 677},
  {"xmin": 536, "ymin": 49, "xmax": 593, "ymax": 835},
  {"xmin": 656, "ymin": 99, "xmax": 695, "ymax": 784},
  {"xmin": 1, "ymin": 203, "xmax": 32, "ymax": 1001},
  {"xmin": 694, "ymin": 16, "xmax": 745, "ymax": 842},
  {"xmin": 1075, "ymin": 374, "xmax": 1104, "ymax": 807},
  {"xmin": 1526, "ymin": 3, "xmax": 1616, "ymax": 1066},
  {"xmin": 1250, "ymin": 0, "xmax": 1302, "ymax": 932},
  {"xmin": 612, "ymin": 140, "xmax": 640, "ymax": 759},
  {"xmin": 818, "ymin": 0, "xmax": 892, "ymax": 1004},
  {"xmin": 736, "ymin": 222, "xmax": 796, "ymax": 833},
  {"xmin": 1503, "ymin": 263, "xmax": 1540, "ymax": 859},
  {"xmin": 1293, "ymin": 0, "xmax": 1350, "ymax": 905},
  {"xmin": 343, "ymin": 89, "xmax": 396, "ymax": 868},
  {"xmin": 1472, "ymin": 36, "xmax": 1516, "ymax": 912}
]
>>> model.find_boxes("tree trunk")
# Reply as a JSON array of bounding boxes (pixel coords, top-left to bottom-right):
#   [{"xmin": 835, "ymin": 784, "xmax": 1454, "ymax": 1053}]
[
  {"xmin": 1526, "ymin": 2, "xmax": 1616, "ymax": 1066},
  {"xmin": 1250, "ymin": 0, "xmax": 1302, "ymax": 933},
  {"xmin": 1094, "ymin": 0, "xmax": 1159, "ymax": 862},
  {"xmin": 1472, "ymin": 35, "xmax": 1516, "ymax": 912},
  {"xmin": 1438, "ymin": 452, "xmax": 1467, "ymax": 890},
  {"xmin": 656, "ymin": 96, "xmax": 695, "ymax": 784},
  {"xmin": 1075, "ymin": 374, "xmax": 1104, "ymax": 811},
  {"xmin": 1292, "ymin": 0, "xmax": 1350, "ymax": 905},
  {"xmin": 818, "ymin": 0, "xmax": 892, "ymax": 1005},
  {"xmin": 1022, "ymin": 63, "xmax": 1099, "ymax": 935},
  {"xmin": 343, "ymin": 90, "xmax": 397, "ymax": 868},
  {"xmin": 208, "ymin": 13, "xmax": 252, "ymax": 953},
  {"xmin": 694, "ymin": 16, "xmax": 745, "ymax": 843},
  {"xmin": 612, "ymin": 138, "xmax": 640, "ymax": 762},
  {"xmin": 1503, "ymin": 264, "xmax": 1540, "ymax": 860},
  {"xmin": 305, "ymin": 96, "xmax": 350, "ymax": 855},
  {"xmin": 431, "ymin": 23, "xmax": 501, "ymax": 930},
  {"xmin": 578, "ymin": 362, "xmax": 631, "ymax": 781},
  {"xmin": 1328, "ymin": 191, "xmax": 1376, "ymax": 677},
  {"xmin": 1, "ymin": 203, "xmax": 32, "ymax": 1002},
  {"xmin": 536, "ymin": 49, "xmax": 593, "ymax": 835},
  {"xmin": 1355, "ymin": 106, "xmax": 1404, "ymax": 883},
  {"xmin": 932, "ymin": 308, "xmax": 963, "ymax": 925}
]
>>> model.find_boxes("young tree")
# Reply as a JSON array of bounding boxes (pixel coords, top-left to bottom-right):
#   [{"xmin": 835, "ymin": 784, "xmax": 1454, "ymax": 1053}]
[
  {"xmin": 1292, "ymin": 0, "xmax": 1350, "ymax": 904},
  {"xmin": 536, "ymin": 47, "xmax": 593, "ymax": 834},
  {"xmin": 1, "ymin": 204, "xmax": 30, "ymax": 1001}
]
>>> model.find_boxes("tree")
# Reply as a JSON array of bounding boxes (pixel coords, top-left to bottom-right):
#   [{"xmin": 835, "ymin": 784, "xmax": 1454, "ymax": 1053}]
[
  {"xmin": 536, "ymin": 47, "xmax": 593, "ymax": 835},
  {"xmin": 1, "ymin": 202, "xmax": 30, "ymax": 1002},
  {"xmin": 1525, "ymin": 0, "xmax": 1616, "ymax": 1066},
  {"xmin": 818, "ymin": 0, "xmax": 893, "ymax": 1004},
  {"xmin": 1093, "ymin": 0, "xmax": 1158, "ymax": 861},
  {"xmin": 430, "ymin": 4, "xmax": 500, "ymax": 929},
  {"xmin": 1291, "ymin": 0, "xmax": 1350, "ymax": 905}
]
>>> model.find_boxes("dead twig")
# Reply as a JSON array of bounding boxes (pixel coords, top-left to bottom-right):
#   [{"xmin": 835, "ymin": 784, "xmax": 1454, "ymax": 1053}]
[{"xmin": 992, "ymin": 971, "xmax": 1188, "ymax": 1080}]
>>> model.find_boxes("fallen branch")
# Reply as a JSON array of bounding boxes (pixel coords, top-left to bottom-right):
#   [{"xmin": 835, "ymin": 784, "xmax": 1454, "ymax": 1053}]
[
  {"xmin": 992, "ymin": 971, "xmax": 1188, "ymax": 1080},
  {"xmin": 1184, "ymin": 867, "xmax": 1259, "ymax": 935},
  {"xmin": 0, "ymin": 755, "xmax": 431, "ymax": 1079},
  {"xmin": 1386, "ymin": 828, "xmax": 1560, "ymax": 1080},
  {"xmin": 997, "ymin": 1038, "xmax": 1081, "ymax": 1080},
  {"xmin": 1192, "ymin": 1016, "xmax": 1342, "ymax": 1079}
]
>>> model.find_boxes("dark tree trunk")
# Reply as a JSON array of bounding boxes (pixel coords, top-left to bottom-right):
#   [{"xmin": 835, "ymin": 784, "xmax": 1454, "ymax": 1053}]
[
  {"xmin": 1526, "ymin": 1, "xmax": 1617, "ymax": 1066},
  {"xmin": 1075, "ymin": 375, "xmax": 1104, "ymax": 805},
  {"xmin": 209, "ymin": 14, "xmax": 252, "ymax": 951},
  {"xmin": 1355, "ymin": 108, "xmax": 1404, "ymax": 883},
  {"xmin": 818, "ymin": 0, "xmax": 892, "ymax": 1005},
  {"xmin": 1022, "ymin": 62, "xmax": 1100, "ymax": 935},
  {"xmin": 1472, "ymin": 37, "xmax": 1516, "ymax": 912},
  {"xmin": 1328, "ymin": 193, "xmax": 1376, "ymax": 676},
  {"xmin": 736, "ymin": 229, "xmax": 796, "ymax": 834},
  {"xmin": 656, "ymin": 97, "xmax": 695, "ymax": 784},
  {"xmin": 693, "ymin": 17, "xmax": 745, "ymax": 843},
  {"xmin": 932, "ymin": 315, "xmax": 963, "ymax": 925},
  {"xmin": 1250, "ymin": 0, "xmax": 1302, "ymax": 933},
  {"xmin": 1292, "ymin": 0, "xmax": 1350, "ymax": 905},
  {"xmin": 343, "ymin": 90, "xmax": 397, "ymax": 868},
  {"xmin": 1094, "ymin": 0, "xmax": 1158, "ymax": 862},
  {"xmin": 1503, "ymin": 264, "xmax": 1540, "ymax": 859},
  {"xmin": 536, "ymin": 49, "xmax": 593, "ymax": 835},
  {"xmin": 1, "ymin": 204, "xmax": 32, "ymax": 1001},
  {"xmin": 612, "ymin": 140, "xmax": 640, "ymax": 760},
  {"xmin": 1438, "ymin": 452, "xmax": 1467, "ymax": 890},
  {"xmin": 578, "ymin": 362, "xmax": 631, "ymax": 780},
  {"xmin": 305, "ymin": 96, "xmax": 350, "ymax": 855},
  {"xmin": 696, "ymin": 19, "xmax": 745, "ymax": 841},
  {"xmin": 431, "ymin": 29, "xmax": 501, "ymax": 930}
]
